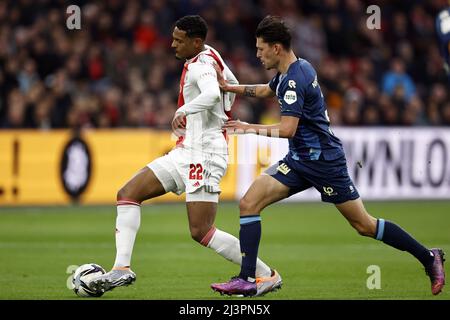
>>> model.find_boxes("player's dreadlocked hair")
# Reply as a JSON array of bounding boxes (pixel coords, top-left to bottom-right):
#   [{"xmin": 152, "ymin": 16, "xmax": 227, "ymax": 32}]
[
  {"xmin": 255, "ymin": 16, "xmax": 292, "ymax": 49},
  {"xmin": 175, "ymin": 15, "xmax": 208, "ymax": 40}
]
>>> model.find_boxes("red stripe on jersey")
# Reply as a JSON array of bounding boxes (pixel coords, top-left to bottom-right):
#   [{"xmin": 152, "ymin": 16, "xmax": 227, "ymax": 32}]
[
  {"xmin": 176, "ymin": 62, "xmax": 189, "ymax": 147},
  {"xmin": 205, "ymin": 50, "xmax": 224, "ymax": 71},
  {"xmin": 176, "ymin": 55, "xmax": 200, "ymax": 147},
  {"xmin": 177, "ymin": 62, "xmax": 188, "ymax": 108}
]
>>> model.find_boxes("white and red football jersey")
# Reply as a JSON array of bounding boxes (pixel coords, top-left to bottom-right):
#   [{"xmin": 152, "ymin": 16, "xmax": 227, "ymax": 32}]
[{"xmin": 175, "ymin": 45, "xmax": 238, "ymax": 155}]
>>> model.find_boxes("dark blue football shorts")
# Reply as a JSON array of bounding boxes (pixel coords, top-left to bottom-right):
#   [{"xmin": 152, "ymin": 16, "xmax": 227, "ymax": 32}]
[{"xmin": 265, "ymin": 152, "xmax": 360, "ymax": 204}]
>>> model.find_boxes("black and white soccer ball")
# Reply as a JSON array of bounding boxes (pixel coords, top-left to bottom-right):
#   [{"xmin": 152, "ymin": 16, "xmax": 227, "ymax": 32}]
[{"xmin": 72, "ymin": 263, "xmax": 106, "ymax": 297}]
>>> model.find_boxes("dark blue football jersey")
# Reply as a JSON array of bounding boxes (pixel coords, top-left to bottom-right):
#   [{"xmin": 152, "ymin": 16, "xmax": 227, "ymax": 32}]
[
  {"xmin": 269, "ymin": 58, "xmax": 344, "ymax": 161},
  {"xmin": 436, "ymin": 8, "xmax": 450, "ymax": 76}
]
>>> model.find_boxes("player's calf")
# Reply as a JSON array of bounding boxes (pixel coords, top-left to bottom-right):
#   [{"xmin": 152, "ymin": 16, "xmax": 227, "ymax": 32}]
[{"xmin": 352, "ymin": 220, "xmax": 377, "ymax": 237}]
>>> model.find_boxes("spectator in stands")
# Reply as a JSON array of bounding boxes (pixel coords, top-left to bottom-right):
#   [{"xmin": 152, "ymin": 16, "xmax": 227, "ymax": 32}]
[
  {"xmin": 0, "ymin": 0, "xmax": 448, "ymax": 129},
  {"xmin": 382, "ymin": 58, "xmax": 416, "ymax": 102}
]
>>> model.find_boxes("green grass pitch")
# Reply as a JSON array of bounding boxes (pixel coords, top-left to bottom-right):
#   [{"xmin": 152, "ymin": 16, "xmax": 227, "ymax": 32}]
[{"xmin": 0, "ymin": 201, "xmax": 449, "ymax": 300}]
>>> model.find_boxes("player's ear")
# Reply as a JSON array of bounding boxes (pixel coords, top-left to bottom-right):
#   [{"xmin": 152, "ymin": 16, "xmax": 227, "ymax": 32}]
[
  {"xmin": 274, "ymin": 43, "xmax": 282, "ymax": 55},
  {"xmin": 193, "ymin": 37, "xmax": 203, "ymax": 49}
]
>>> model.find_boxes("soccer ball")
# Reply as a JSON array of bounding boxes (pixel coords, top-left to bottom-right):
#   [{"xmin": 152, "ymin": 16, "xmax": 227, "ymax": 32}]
[{"xmin": 72, "ymin": 263, "xmax": 106, "ymax": 297}]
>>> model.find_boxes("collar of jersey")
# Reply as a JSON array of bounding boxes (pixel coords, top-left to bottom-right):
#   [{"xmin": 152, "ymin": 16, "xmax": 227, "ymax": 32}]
[
  {"xmin": 186, "ymin": 46, "xmax": 211, "ymax": 64},
  {"xmin": 280, "ymin": 58, "xmax": 300, "ymax": 76}
]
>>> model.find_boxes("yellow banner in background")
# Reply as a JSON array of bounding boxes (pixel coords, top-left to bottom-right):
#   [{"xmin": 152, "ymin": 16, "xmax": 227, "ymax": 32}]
[
  {"xmin": 0, "ymin": 131, "xmax": 71, "ymax": 205},
  {"xmin": 0, "ymin": 130, "xmax": 237, "ymax": 206}
]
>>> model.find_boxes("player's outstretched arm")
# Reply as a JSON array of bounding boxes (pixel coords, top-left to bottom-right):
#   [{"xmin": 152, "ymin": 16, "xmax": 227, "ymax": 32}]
[
  {"xmin": 220, "ymin": 83, "xmax": 275, "ymax": 98},
  {"xmin": 223, "ymin": 116, "xmax": 299, "ymax": 138},
  {"xmin": 214, "ymin": 63, "xmax": 275, "ymax": 98}
]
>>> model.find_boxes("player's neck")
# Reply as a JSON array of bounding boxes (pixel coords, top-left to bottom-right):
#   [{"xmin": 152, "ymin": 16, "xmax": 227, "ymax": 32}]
[
  {"xmin": 277, "ymin": 51, "xmax": 298, "ymax": 74},
  {"xmin": 188, "ymin": 45, "xmax": 207, "ymax": 61}
]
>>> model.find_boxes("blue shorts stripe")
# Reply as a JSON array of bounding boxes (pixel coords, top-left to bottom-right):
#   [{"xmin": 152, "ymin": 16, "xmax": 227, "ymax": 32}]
[
  {"xmin": 376, "ymin": 219, "xmax": 385, "ymax": 240},
  {"xmin": 240, "ymin": 216, "xmax": 261, "ymax": 225}
]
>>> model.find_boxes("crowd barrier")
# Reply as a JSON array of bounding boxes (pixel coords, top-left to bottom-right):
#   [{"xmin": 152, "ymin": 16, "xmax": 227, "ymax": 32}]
[{"xmin": 1, "ymin": 128, "xmax": 449, "ymax": 205}]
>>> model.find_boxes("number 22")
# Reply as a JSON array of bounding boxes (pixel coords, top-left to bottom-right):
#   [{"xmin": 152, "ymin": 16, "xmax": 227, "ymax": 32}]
[{"xmin": 189, "ymin": 163, "xmax": 203, "ymax": 180}]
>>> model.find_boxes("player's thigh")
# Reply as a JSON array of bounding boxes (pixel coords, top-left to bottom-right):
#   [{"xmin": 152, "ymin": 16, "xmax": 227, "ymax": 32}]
[
  {"xmin": 186, "ymin": 201, "xmax": 217, "ymax": 229},
  {"xmin": 186, "ymin": 190, "xmax": 218, "ymax": 239},
  {"xmin": 335, "ymin": 198, "xmax": 377, "ymax": 236},
  {"xmin": 298, "ymin": 156, "xmax": 359, "ymax": 205},
  {"xmin": 240, "ymin": 174, "xmax": 291, "ymax": 215},
  {"xmin": 118, "ymin": 166, "xmax": 166, "ymax": 202}
]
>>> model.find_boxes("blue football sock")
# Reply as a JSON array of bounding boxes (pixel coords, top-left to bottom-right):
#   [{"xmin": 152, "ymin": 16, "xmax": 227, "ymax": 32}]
[
  {"xmin": 375, "ymin": 219, "xmax": 434, "ymax": 268},
  {"xmin": 239, "ymin": 215, "xmax": 261, "ymax": 281}
]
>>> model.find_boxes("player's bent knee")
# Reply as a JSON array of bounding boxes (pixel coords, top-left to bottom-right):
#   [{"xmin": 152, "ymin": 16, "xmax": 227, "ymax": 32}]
[
  {"xmin": 239, "ymin": 197, "xmax": 258, "ymax": 214},
  {"xmin": 117, "ymin": 186, "xmax": 133, "ymax": 201},
  {"xmin": 190, "ymin": 226, "xmax": 209, "ymax": 243}
]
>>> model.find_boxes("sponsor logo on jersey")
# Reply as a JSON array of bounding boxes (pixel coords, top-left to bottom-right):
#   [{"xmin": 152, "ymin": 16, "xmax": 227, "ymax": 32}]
[
  {"xmin": 199, "ymin": 71, "xmax": 216, "ymax": 79},
  {"xmin": 277, "ymin": 163, "xmax": 291, "ymax": 175},
  {"xmin": 323, "ymin": 186, "xmax": 338, "ymax": 196},
  {"xmin": 288, "ymin": 80, "xmax": 296, "ymax": 88},
  {"xmin": 283, "ymin": 90, "xmax": 297, "ymax": 105},
  {"xmin": 312, "ymin": 75, "xmax": 319, "ymax": 88}
]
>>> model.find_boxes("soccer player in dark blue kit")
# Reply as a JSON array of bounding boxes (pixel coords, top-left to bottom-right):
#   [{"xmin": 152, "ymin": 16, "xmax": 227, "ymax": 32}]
[
  {"xmin": 210, "ymin": 16, "xmax": 446, "ymax": 297},
  {"xmin": 436, "ymin": 4, "xmax": 450, "ymax": 80}
]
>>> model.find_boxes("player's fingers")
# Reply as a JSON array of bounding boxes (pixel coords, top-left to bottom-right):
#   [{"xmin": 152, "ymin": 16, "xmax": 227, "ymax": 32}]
[
  {"xmin": 222, "ymin": 123, "xmax": 236, "ymax": 129},
  {"xmin": 173, "ymin": 126, "xmax": 185, "ymax": 137},
  {"xmin": 173, "ymin": 116, "xmax": 185, "ymax": 129},
  {"xmin": 212, "ymin": 62, "xmax": 221, "ymax": 74},
  {"xmin": 223, "ymin": 127, "xmax": 235, "ymax": 134}
]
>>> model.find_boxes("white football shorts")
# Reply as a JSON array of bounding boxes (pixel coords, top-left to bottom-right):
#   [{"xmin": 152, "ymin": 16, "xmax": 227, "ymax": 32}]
[{"xmin": 147, "ymin": 147, "xmax": 228, "ymax": 203}]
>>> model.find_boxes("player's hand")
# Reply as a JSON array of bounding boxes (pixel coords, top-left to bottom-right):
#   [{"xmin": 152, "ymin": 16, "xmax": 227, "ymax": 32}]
[
  {"xmin": 213, "ymin": 62, "xmax": 229, "ymax": 92},
  {"xmin": 172, "ymin": 113, "xmax": 186, "ymax": 137},
  {"xmin": 222, "ymin": 119, "xmax": 249, "ymax": 134}
]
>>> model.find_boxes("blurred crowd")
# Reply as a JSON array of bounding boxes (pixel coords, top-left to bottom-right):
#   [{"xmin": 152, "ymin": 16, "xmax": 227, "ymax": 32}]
[{"xmin": 0, "ymin": 0, "xmax": 449, "ymax": 130}]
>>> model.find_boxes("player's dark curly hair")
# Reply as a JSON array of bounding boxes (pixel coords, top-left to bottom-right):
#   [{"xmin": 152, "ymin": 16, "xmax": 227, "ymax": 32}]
[
  {"xmin": 175, "ymin": 15, "xmax": 208, "ymax": 40},
  {"xmin": 255, "ymin": 16, "xmax": 291, "ymax": 49}
]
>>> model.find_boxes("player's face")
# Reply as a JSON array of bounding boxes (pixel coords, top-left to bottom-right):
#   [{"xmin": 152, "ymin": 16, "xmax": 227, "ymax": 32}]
[
  {"xmin": 256, "ymin": 37, "xmax": 279, "ymax": 70},
  {"xmin": 171, "ymin": 27, "xmax": 198, "ymax": 60}
]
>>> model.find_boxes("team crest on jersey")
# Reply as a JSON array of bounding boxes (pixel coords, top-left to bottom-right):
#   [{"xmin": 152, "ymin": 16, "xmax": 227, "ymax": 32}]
[
  {"xmin": 277, "ymin": 163, "xmax": 291, "ymax": 175},
  {"xmin": 283, "ymin": 90, "xmax": 297, "ymax": 105}
]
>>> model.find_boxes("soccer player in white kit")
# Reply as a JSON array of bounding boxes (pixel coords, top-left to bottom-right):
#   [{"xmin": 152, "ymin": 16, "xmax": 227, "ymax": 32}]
[{"xmin": 88, "ymin": 15, "xmax": 282, "ymax": 296}]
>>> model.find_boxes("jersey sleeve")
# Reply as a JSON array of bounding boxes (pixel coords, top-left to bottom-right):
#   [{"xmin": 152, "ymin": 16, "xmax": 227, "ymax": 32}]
[
  {"xmin": 176, "ymin": 62, "xmax": 221, "ymax": 116},
  {"xmin": 193, "ymin": 62, "xmax": 219, "ymax": 92},
  {"xmin": 279, "ymin": 76, "xmax": 306, "ymax": 118},
  {"xmin": 268, "ymin": 73, "xmax": 279, "ymax": 92},
  {"xmin": 436, "ymin": 9, "xmax": 450, "ymax": 69}
]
